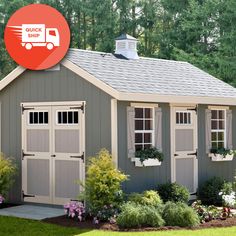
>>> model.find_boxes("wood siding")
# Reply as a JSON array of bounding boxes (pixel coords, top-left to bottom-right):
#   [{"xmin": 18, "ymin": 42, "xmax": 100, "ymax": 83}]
[{"xmin": 0, "ymin": 65, "xmax": 112, "ymax": 202}]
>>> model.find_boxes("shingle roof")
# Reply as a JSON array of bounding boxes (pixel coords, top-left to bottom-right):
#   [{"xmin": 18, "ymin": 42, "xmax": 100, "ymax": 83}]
[{"xmin": 66, "ymin": 49, "xmax": 236, "ymax": 98}]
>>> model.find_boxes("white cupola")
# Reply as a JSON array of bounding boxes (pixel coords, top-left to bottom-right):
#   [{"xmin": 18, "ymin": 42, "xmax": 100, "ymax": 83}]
[{"xmin": 115, "ymin": 33, "xmax": 139, "ymax": 59}]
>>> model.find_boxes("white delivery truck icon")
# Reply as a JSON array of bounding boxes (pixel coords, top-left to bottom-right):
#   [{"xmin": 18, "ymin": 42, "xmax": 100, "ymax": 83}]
[{"xmin": 11, "ymin": 24, "xmax": 60, "ymax": 50}]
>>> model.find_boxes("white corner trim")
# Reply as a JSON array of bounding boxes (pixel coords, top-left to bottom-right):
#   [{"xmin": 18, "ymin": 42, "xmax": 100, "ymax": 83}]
[
  {"xmin": 0, "ymin": 66, "xmax": 26, "ymax": 91},
  {"xmin": 111, "ymin": 99, "xmax": 118, "ymax": 167},
  {"xmin": 61, "ymin": 59, "xmax": 120, "ymax": 99}
]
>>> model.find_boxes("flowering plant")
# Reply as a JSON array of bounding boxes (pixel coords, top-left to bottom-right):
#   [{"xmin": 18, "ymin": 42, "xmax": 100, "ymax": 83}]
[
  {"xmin": 64, "ymin": 201, "xmax": 85, "ymax": 222},
  {"xmin": 219, "ymin": 191, "xmax": 236, "ymax": 208},
  {"xmin": 93, "ymin": 204, "xmax": 119, "ymax": 224},
  {"xmin": 0, "ymin": 195, "xmax": 4, "ymax": 204}
]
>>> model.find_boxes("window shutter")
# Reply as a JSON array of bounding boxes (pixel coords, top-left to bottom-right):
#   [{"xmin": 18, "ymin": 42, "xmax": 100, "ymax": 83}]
[
  {"xmin": 155, "ymin": 107, "xmax": 162, "ymax": 151},
  {"xmin": 226, "ymin": 109, "xmax": 233, "ymax": 150},
  {"xmin": 205, "ymin": 109, "xmax": 212, "ymax": 153},
  {"xmin": 127, "ymin": 106, "xmax": 135, "ymax": 158}
]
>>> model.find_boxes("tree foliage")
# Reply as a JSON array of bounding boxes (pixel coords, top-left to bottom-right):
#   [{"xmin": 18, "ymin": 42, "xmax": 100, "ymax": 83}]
[{"xmin": 1, "ymin": 0, "xmax": 236, "ymax": 87}]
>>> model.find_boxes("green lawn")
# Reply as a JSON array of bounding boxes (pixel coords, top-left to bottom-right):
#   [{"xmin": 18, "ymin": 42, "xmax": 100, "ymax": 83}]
[{"xmin": 0, "ymin": 216, "xmax": 236, "ymax": 236}]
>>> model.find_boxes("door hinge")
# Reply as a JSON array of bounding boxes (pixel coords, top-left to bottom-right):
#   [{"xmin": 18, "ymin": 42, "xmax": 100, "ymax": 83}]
[
  {"xmin": 22, "ymin": 190, "xmax": 35, "ymax": 199},
  {"xmin": 22, "ymin": 150, "xmax": 35, "ymax": 160},
  {"xmin": 70, "ymin": 152, "xmax": 85, "ymax": 162},
  {"xmin": 70, "ymin": 102, "xmax": 85, "ymax": 113},
  {"xmin": 21, "ymin": 105, "xmax": 35, "ymax": 114},
  {"xmin": 187, "ymin": 150, "xmax": 198, "ymax": 156},
  {"xmin": 187, "ymin": 106, "xmax": 198, "ymax": 113}
]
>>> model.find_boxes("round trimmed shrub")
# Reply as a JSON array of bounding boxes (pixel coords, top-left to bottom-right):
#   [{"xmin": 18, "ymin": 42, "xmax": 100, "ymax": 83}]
[
  {"xmin": 157, "ymin": 182, "xmax": 189, "ymax": 203},
  {"xmin": 117, "ymin": 202, "xmax": 165, "ymax": 228},
  {"xmin": 162, "ymin": 202, "xmax": 200, "ymax": 227},
  {"xmin": 198, "ymin": 177, "xmax": 225, "ymax": 205},
  {"xmin": 128, "ymin": 190, "xmax": 162, "ymax": 207}
]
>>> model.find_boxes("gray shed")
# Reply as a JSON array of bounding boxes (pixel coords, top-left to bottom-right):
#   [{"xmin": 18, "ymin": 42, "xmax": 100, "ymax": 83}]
[{"xmin": 1, "ymin": 34, "xmax": 236, "ymax": 204}]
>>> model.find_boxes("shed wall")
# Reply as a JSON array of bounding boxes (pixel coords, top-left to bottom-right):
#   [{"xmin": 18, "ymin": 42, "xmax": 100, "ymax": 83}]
[
  {"xmin": 0, "ymin": 65, "xmax": 112, "ymax": 202},
  {"xmin": 117, "ymin": 101, "xmax": 171, "ymax": 193},
  {"xmin": 198, "ymin": 104, "xmax": 236, "ymax": 186}
]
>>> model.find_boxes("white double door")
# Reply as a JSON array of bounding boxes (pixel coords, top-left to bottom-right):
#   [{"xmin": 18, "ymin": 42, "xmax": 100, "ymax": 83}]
[
  {"xmin": 22, "ymin": 102, "xmax": 85, "ymax": 205},
  {"xmin": 172, "ymin": 106, "xmax": 198, "ymax": 194}
]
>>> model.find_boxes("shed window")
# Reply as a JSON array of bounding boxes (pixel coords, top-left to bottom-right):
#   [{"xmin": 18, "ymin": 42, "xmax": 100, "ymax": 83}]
[
  {"xmin": 29, "ymin": 111, "xmax": 48, "ymax": 124},
  {"xmin": 211, "ymin": 109, "xmax": 226, "ymax": 149},
  {"xmin": 134, "ymin": 107, "xmax": 154, "ymax": 151},
  {"xmin": 176, "ymin": 111, "xmax": 191, "ymax": 124},
  {"xmin": 57, "ymin": 111, "xmax": 79, "ymax": 124}
]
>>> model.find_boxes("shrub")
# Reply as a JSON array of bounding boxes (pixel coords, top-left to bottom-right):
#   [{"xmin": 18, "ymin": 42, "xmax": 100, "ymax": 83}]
[
  {"xmin": 157, "ymin": 182, "xmax": 189, "ymax": 203},
  {"xmin": 128, "ymin": 190, "xmax": 163, "ymax": 207},
  {"xmin": 64, "ymin": 201, "xmax": 85, "ymax": 221},
  {"xmin": 79, "ymin": 149, "xmax": 128, "ymax": 214},
  {"xmin": 0, "ymin": 153, "xmax": 17, "ymax": 197},
  {"xmin": 198, "ymin": 177, "xmax": 225, "ymax": 205},
  {"xmin": 117, "ymin": 202, "xmax": 165, "ymax": 228},
  {"xmin": 162, "ymin": 202, "xmax": 200, "ymax": 227}
]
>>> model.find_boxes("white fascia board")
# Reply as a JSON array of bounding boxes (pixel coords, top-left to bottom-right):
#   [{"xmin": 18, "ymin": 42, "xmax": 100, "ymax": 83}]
[
  {"xmin": 61, "ymin": 59, "xmax": 120, "ymax": 99},
  {"xmin": 0, "ymin": 66, "xmax": 26, "ymax": 91},
  {"xmin": 118, "ymin": 92, "xmax": 236, "ymax": 106}
]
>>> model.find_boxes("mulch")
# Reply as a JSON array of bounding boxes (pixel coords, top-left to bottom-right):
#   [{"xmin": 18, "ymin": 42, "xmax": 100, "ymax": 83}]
[{"xmin": 43, "ymin": 214, "xmax": 236, "ymax": 232}]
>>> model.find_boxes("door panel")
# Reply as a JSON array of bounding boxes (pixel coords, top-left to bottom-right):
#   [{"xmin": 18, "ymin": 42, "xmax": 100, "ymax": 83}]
[
  {"xmin": 172, "ymin": 107, "xmax": 198, "ymax": 194},
  {"xmin": 22, "ymin": 103, "xmax": 85, "ymax": 204},
  {"xmin": 22, "ymin": 106, "xmax": 52, "ymax": 203}
]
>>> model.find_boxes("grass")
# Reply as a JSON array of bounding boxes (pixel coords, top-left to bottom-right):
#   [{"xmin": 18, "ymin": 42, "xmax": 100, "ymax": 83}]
[{"xmin": 0, "ymin": 216, "xmax": 236, "ymax": 236}]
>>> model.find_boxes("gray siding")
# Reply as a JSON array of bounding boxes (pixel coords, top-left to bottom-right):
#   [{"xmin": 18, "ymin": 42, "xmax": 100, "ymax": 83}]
[
  {"xmin": 0, "ymin": 65, "xmax": 111, "ymax": 202},
  {"xmin": 198, "ymin": 104, "xmax": 236, "ymax": 187},
  {"xmin": 118, "ymin": 102, "xmax": 171, "ymax": 193}
]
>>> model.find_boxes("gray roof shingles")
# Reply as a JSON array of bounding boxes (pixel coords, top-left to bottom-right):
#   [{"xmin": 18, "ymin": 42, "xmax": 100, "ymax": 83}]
[{"xmin": 66, "ymin": 49, "xmax": 236, "ymax": 98}]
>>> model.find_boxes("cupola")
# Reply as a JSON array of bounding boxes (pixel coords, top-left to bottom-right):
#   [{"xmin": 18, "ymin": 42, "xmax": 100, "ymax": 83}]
[{"xmin": 115, "ymin": 33, "xmax": 139, "ymax": 59}]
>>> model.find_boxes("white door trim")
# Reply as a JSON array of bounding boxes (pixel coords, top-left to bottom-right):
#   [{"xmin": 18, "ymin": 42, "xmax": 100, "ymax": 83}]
[
  {"xmin": 21, "ymin": 101, "xmax": 86, "ymax": 204},
  {"xmin": 170, "ymin": 105, "xmax": 198, "ymax": 193}
]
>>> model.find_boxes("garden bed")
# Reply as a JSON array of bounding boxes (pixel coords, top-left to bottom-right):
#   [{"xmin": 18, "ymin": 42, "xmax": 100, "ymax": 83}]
[{"xmin": 43, "ymin": 215, "xmax": 236, "ymax": 231}]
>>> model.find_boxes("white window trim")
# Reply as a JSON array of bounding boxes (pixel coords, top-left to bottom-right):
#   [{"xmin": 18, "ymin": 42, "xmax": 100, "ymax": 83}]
[
  {"xmin": 133, "ymin": 105, "xmax": 156, "ymax": 151},
  {"xmin": 28, "ymin": 110, "xmax": 49, "ymax": 126},
  {"xmin": 55, "ymin": 109, "xmax": 80, "ymax": 126},
  {"xmin": 209, "ymin": 107, "xmax": 227, "ymax": 149},
  {"xmin": 175, "ymin": 110, "xmax": 192, "ymax": 125}
]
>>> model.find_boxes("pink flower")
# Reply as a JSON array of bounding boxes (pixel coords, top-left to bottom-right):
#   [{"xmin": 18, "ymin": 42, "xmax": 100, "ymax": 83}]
[{"xmin": 0, "ymin": 195, "xmax": 4, "ymax": 204}]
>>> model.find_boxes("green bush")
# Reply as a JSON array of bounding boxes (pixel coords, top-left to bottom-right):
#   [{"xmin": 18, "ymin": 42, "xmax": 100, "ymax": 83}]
[
  {"xmin": 128, "ymin": 190, "xmax": 163, "ymax": 207},
  {"xmin": 162, "ymin": 202, "xmax": 200, "ymax": 227},
  {"xmin": 157, "ymin": 182, "xmax": 190, "ymax": 203},
  {"xmin": 79, "ymin": 149, "xmax": 128, "ymax": 214},
  {"xmin": 0, "ymin": 153, "xmax": 17, "ymax": 197},
  {"xmin": 117, "ymin": 202, "xmax": 165, "ymax": 228},
  {"xmin": 198, "ymin": 177, "xmax": 225, "ymax": 205}
]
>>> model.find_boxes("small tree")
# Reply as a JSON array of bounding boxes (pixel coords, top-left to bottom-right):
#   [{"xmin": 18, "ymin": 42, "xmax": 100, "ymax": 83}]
[
  {"xmin": 0, "ymin": 153, "xmax": 17, "ymax": 197},
  {"xmin": 80, "ymin": 149, "xmax": 128, "ymax": 214}
]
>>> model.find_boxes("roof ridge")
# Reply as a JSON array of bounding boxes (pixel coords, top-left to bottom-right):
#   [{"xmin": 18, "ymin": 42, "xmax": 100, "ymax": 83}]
[{"xmin": 68, "ymin": 48, "xmax": 188, "ymax": 64}]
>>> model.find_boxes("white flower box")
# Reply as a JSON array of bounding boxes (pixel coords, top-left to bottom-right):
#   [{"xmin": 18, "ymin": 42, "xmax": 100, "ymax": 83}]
[
  {"xmin": 133, "ymin": 158, "xmax": 162, "ymax": 167},
  {"xmin": 209, "ymin": 153, "xmax": 234, "ymax": 162}
]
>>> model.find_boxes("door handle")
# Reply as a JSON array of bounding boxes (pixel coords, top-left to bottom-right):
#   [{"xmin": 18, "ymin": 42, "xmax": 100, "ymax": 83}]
[
  {"xmin": 174, "ymin": 154, "xmax": 179, "ymax": 157},
  {"xmin": 51, "ymin": 154, "xmax": 56, "ymax": 157}
]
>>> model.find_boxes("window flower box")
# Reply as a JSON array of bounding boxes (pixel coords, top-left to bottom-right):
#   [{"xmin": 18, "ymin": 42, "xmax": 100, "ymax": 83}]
[
  {"xmin": 209, "ymin": 153, "xmax": 234, "ymax": 162},
  {"xmin": 133, "ymin": 157, "xmax": 162, "ymax": 167}
]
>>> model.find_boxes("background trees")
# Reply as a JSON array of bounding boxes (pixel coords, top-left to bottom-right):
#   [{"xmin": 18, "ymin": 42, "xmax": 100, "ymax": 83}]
[{"xmin": 0, "ymin": 0, "xmax": 236, "ymax": 87}]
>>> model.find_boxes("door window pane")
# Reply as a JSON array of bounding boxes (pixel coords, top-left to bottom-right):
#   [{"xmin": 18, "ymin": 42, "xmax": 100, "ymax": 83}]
[
  {"xmin": 57, "ymin": 111, "xmax": 79, "ymax": 124},
  {"xmin": 29, "ymin": 111, "xmax": 48, "ymax": 124}
]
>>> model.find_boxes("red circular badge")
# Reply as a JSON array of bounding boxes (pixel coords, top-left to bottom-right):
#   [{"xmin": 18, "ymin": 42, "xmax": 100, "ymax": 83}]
[{"xmin": 4, "ymin": 4, "xmax": 70, "ymax": 70}]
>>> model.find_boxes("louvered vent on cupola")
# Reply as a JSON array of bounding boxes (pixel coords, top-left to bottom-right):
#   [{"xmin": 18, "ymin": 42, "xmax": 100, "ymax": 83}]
[{"xmin": 115, "ymin": 33, "xmax": 139, "ymax": 59}]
